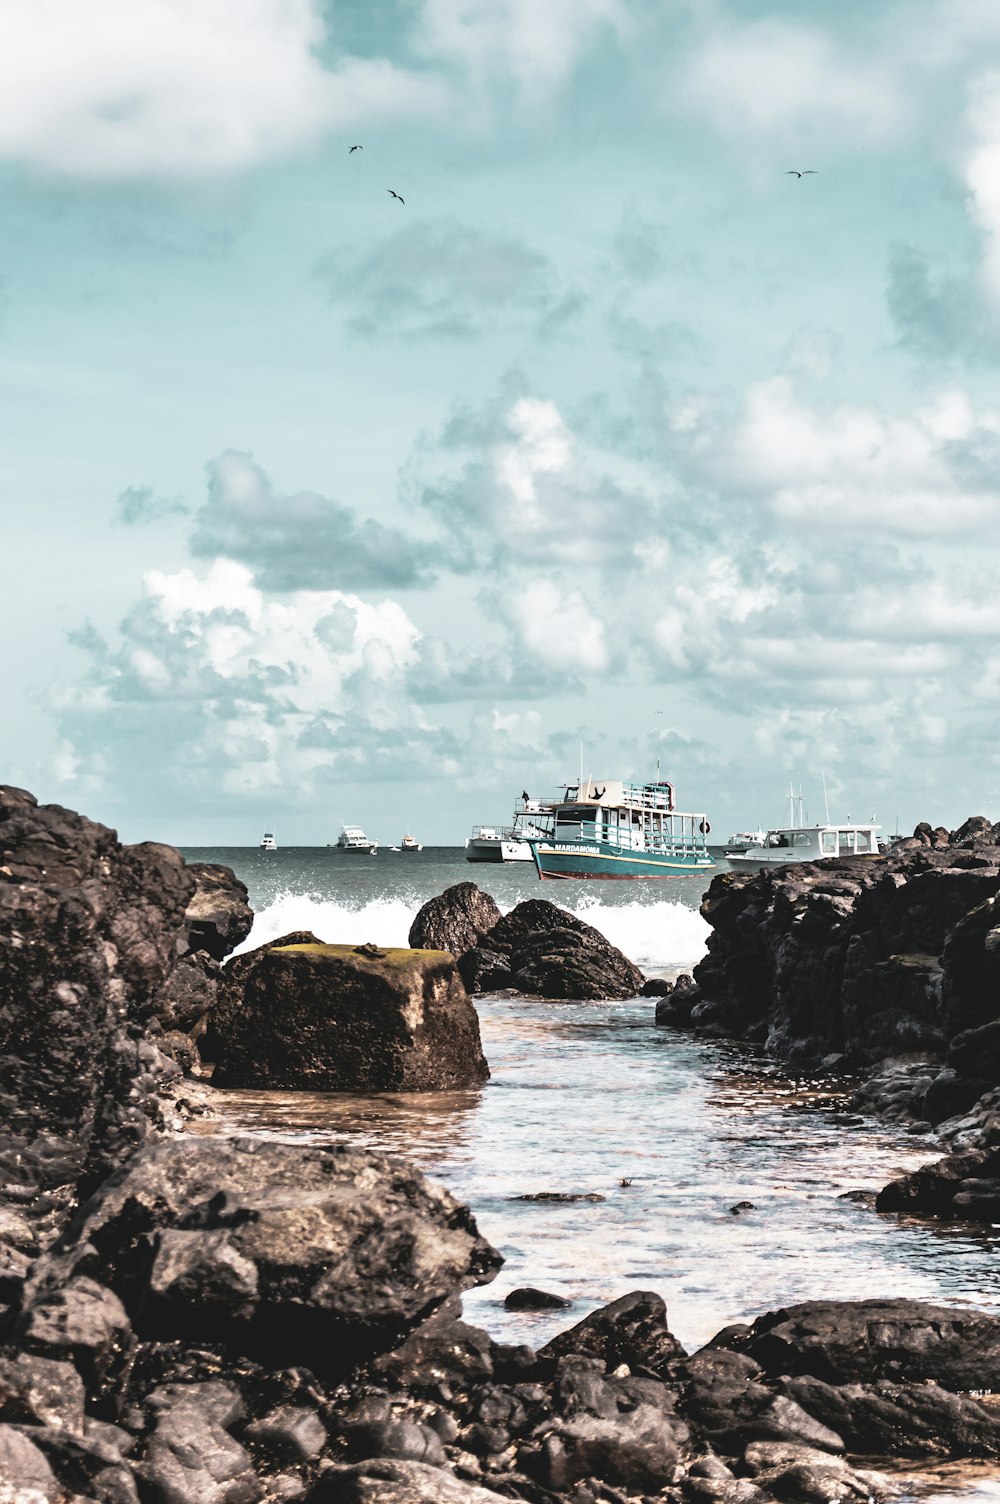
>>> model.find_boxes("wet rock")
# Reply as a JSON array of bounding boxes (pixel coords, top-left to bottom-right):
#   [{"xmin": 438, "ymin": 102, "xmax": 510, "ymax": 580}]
[
  {"xmin": 513, "ymin": 1192, "xmax": 605, "ymax": 1204},
  {"xmin": 371, "ymin": 1310, "xmax": 495, "ymax": 1393},
  {"xmin": 184, "ymin": 864, "xmax": 253, "ymax": 961},
  {"xmin": 539, "ymin": 1291, "xmax": 686, "ymax": 1376},
  {"xmin": 334, "ymin": 1397, "xmax": 447, "ymax": 1467},
  {"xmin": 781, "ymin": 1374, "xmax": 1000, "ymax": 1457},
  {"xmin": 875, "ymin": 1146, "xmax": 997, "ymax": 1218},
  {"xmin": 212, "ymin": 943, "xmax": 489, "ymax": 1092},
  {"xmin": 408, "ymin": 884, "xmax": 503, "ymax": 959},
  {"xmin": 679, "ymin": 1349, "xmax": 842, "ymax": 1456},
  {"xmin": 530, "ymin": 1396, "xmax": 689, "ymax": 1492},
  {"xmin": 244, "ymin": 1405, "xmax": 327, "ymax": 1464},
  {"xmin": 0, "ymin": 1353, "xmax": 86, "ymax": 1433},
  {"xmin": 724, "ymin": 1298, "xmax": 1000, "ymax": 1391},
  {"xmin": 504, "ymin": 1288, "xmax": 572, "ymax": 1311},
  {"xmin": 138, "ymin": 1380, "xmax": 262, "ymax": 1504},
  {"xmin": 197, "ymin": 931, "xmax": 321, "ymax": 1064},
  {"xmin": 33, "ymin": 1136, "xmax": 501, "ymax": 1379},
  {"xmin": 741, "ymin": 1441, "xmax": 887, "ymax": 1503},
  {"xmin": 18, "ymin": 1274, "xmax": 132, "ymax": 1393},
  {"xmin": 476, "ymin": 901, "xmax": 644, "ymax": 1001},
  {"xmin": 307, "ymin": 1459, "xmax": 509, "ymax": 1503},
  {"xmin": 157, "ymin": 951, "xmax": 222, "ymax": 1036}
]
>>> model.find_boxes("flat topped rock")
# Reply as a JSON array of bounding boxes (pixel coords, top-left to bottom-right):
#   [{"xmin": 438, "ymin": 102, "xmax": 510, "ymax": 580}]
[{"xmin": 213, "ymin": 939, "xmax": 489, "ymax": 1092}]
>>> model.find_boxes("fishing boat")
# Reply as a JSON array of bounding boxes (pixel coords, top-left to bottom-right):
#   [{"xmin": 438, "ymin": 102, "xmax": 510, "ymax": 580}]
[
  {"xmin": 336, "ymin": 824, "xmax": 377, "ymax": 855},
  {"xmin": 527, "ymin": 777, "xmax": 714, "ymax": 880},
  {"xmin": 465, "ymin": 794, "xmax": 554, "ymax": 863},
  {"xmin": 400, "ymin": 833, "xmax": 423, "ymax": 852},
  {"xmin": 726, "ymin": 788, "xmax": 880, "ymax": 868},
  {"xmin": 259, "ymin": 831, "xmax": 277, "ymax": 851}
]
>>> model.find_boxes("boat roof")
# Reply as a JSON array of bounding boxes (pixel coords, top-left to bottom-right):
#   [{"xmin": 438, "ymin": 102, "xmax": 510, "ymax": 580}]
[{"xmin": 765, "ymin": 821, "xmax": 880, "ymax": 833}]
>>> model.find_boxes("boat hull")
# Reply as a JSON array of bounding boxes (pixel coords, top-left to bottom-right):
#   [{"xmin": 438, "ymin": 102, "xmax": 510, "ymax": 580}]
[
  {"xmin": 530, "ymin": 840, "xmax": 714, "ymax": 880},
  {"xmin": 465, "ymin": 838, "xmax": 533, "ymax": 863}
]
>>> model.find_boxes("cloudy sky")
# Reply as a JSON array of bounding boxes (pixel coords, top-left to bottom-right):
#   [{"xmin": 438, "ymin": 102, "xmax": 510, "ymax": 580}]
[{"xmin": 5, "ymin": 0, "xmax": 1000, "ymax": 844}]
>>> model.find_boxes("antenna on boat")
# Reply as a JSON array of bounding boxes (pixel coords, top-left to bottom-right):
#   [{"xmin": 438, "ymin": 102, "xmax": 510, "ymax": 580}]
[
  {"xmin": 821, "ymin": 768, "xmax": 830, "ymax": 825},
  {"xmin": 579, "ymin": 741, "xmax": 584, "ymax": 794}
]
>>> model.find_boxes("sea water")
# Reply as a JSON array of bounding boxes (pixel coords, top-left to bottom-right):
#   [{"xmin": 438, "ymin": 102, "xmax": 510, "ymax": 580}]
[{"xmin": 185, "ymin": 845, "xmax": 1000, "ymax": 1499}]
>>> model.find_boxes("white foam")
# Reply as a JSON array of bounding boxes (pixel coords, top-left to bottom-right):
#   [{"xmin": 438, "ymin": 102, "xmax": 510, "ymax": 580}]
[{"xmin": 234, "ymin": 891, "xmax": 709, "ymax": 971}]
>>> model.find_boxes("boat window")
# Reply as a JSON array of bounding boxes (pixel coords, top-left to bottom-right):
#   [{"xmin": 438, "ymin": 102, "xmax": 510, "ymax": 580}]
[
  {"xmin": 837, "ymin": 831, "xmax": 855, "ymax": 852},
  {"xmin": 821, "ymin": 831, "xmax": 837, "ymax": 854},
  {"xmin": 855, "ymin": 830, "xmax": 871, "ymax": 853},
  {"xmin": 792, "ymin": 833, "xmax": 813, "ymax": 847}
]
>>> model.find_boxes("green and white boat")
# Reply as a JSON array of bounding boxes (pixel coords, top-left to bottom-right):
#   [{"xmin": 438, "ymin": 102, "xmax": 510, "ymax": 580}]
[{"xmin": 528, "ymin": 777, "xmax": 714, "ymax": 881}]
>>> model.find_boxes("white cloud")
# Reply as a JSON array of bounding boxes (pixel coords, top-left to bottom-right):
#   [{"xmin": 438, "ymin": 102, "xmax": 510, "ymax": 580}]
[
  {"xmin": 0, "ymin": 0, "xmax": 442, "ymax": 179},
  {"xmin": 503, "ymin": 578, "xmax": 609, "ymax": 672}
]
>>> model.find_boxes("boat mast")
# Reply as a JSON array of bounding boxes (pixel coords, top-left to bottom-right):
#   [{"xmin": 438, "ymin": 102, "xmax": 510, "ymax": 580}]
[{"xmin": 821, "ymin": 768, "xmax": 831, "ymax": 825}]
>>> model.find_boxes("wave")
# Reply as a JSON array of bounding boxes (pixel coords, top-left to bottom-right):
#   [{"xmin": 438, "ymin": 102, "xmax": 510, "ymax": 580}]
[{"xmin": 233, "ymin": 891, "xmax": 709, "ymax": 972}]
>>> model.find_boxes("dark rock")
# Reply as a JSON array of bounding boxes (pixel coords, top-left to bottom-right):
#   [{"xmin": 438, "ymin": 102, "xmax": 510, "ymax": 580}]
[
  {"xmin": 679, "ymin": 1348, "xmax": 841, "ymax": 1457},
  {"xmin": 408, "ymin": 884, "xmax": 503, "ymax": 959},
  {"xmin": 723, "ymin": 1298, "xmax": 1000, "ymax": 1390},
  {"xmin": 456, "ymin": 949, "xmax": 512, "ymax": 995},
  {"xmin": 157, "ymin": 951, "xmax": 222, "ymax": 1036},
  {"xmin": 539, "ymin": 1291, "xmax": 686, "ymax": 1376},
  {"xmin": 876, "ymin": 1146, "xmax": 995, "ymax": 1217},
  {"xmin": 212, "ymin": 943, "xmax": 489, "ymax": 1091},
  {"xmin": 198, "ymin": 931, "xmax": 321, "ymax": 1064},
  {"xmin": 307, "ymin": 1459, "xmax": 509, "ymax": 1502},
  {"xmin": 30, "ymin": 1136, "xmax": 502, "ymax": 1379},
  {"xmin": 741, "ymin": 1441, "xmax": 885, "ymax": 1503},
  {"xmin": 334, "ymin": 1396, "xmax": 447, "ymax": 1467},
  {"xmin": 138, "ymin": 1380, "xmax": 262, "ymax": 1504},
  {"xmin": 782, "ymin": 1374, "xmax": 1000, "ymax": 1457},
  {"xmin": 184, "ymin": 863, "xmax": 253, "ymax": 961},
  {"xmin": 371, "ymin": 1310, "xmax": 494, "ymax": 1393},
  {"xmin": 477, "ymin": 901, "xmax": 644, "ymax": 1001},
  {"xmin": 0, "ymin": 1352, "xmax": 85, "ymax": 1433},
  {"xmin": 17, "ymin": 1274, "xmax": 132, "ymax": 1394},
  {"xmin": 244, "ymin": 1405, "xmax": 327, "ymax": 1463},
  {"xmin": 529, "ymin": 1398, "xmax": 688, "ymax": 1492},
  {"xmin": 12, "ymin": 1423, "xmax": 141, "ymax": 1503},
  {"xmin": 504, "ymin": 1288, "xmax": 572, "ymax": 1311},
  {"xmin": 513, "ymin": 1192, "xmax": 605, "ymax": 1203}
]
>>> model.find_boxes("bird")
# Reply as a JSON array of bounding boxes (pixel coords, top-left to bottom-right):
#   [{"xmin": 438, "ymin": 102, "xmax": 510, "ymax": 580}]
[
  {"xmin": 784, "ymin": 170, "xmax": 817, "ymax": 178},
  {"xmin": 387, "ymin": 189, "xmax": 405, "ymax": 204},
  {"xmin": 349, "ymin": 145, "xmax": 362, "ymax": 153}
]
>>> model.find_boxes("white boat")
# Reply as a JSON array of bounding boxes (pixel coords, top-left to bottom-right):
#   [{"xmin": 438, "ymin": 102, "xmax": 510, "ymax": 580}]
[
  {"xmin": 336, "ymin": 824, "xmax": 377, "ymax": 855},
  {"xmin": 726, "ymin": 788, "xmax": 881, "ymax": 869},
  {"xmin": 465, "ymin": 795, "xmax": 554, "ymax": 863},
  {"xmin": 723, "ymin": 828, "xmax": 767, "ymax": 856},
  {"xmin": 259, "ymin": 831, "xmax": 277, "ymax": 851},
  {"xmin": 400, "ymin": 833, "xmax": 423, "ymax": 852}
]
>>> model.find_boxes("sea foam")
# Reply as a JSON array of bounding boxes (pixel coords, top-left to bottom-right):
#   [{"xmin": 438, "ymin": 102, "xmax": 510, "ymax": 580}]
[{"xmin": 233, "ymin": 891, "xmax": 709, "ymax": 972}]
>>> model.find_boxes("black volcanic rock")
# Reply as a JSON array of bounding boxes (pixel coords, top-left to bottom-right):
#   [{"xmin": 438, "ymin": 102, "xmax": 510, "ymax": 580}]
[
  {"xmin": 408, "ymin": 882, "xmax": 503, "ymax": 957},
  {"xmin": 212, "ymin": 942, "xmax": 489, "ymax": 1091},
  {"xmin": 184, "ymin": 862, "xmax": 253, "ymax": 960}
]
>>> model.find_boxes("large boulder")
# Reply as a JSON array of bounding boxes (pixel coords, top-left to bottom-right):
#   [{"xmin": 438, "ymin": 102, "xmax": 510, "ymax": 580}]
[
  {"xmin": 409, "ymin": 887, "xmax": 644, "ymax": 1000},
  {"xmin": 22, "ymin": 1135, "xmax": 503, "ymax": 1379},
  {"xmin": 407, "ymin": 883, "xmax": 502, "ymax": 957},
  {"xmin": 0, "ymin": 785, "xmax": 195, "ymax": 1192},
  {"xmin": 212, "ymin": 942, "xmax": 489, "ymax": 1090},
  {"xmin": 184, "ymin": 863, "xmax": 253, "ymax": 961}
]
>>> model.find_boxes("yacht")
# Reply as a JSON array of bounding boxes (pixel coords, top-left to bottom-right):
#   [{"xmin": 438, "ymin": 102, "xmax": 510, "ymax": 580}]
[
  {"xmin": 527, "ymin": 776, "xmax": 714, "ymax": 880},
  {"xmin": 259, "ymin": 831, "xmax": 277, "ymax": 851},
  {"xmin": 465, "ymin": 795, "xmax": 554, "ymax": 863},
  {"xmin": 724, "ymin": 828, "xmax": 767, "ymax": 856},
  {"xmin": 726, "ymin": 789, "xmax": 881, "ymax": 869},
  {"xmin": 336, "ymin": 825, "xmax": 377, "ymax": 855},
  {"xmin": 400, "ymin": 833, "xmax": 423, "ymax": 852}
]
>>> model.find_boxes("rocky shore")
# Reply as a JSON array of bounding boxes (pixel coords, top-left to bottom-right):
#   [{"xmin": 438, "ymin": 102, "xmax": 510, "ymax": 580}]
[{"xmin": 4, "ymin": 786, "xmax": 1000, "ymax": 1502}]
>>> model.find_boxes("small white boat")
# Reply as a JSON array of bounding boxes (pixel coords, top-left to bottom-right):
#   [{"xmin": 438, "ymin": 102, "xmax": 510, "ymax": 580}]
[
  {"xmin": 726, "ymin": 788, "xmax": 881, "ymax": 869},
  {"xmin": 465, "ymin": 795, "xmax": 553, "ymax": 863},
  {"xmin": 400, "ymin": 833, "xmax": 423, "ymax": 852},
  {"xmin": 724, "ymin": 828, "xmax": 767, "ymax": 856},
  {"xmin": 259, "ymin": 831, "xmax": 277, "ymax": 851},
  {"xmin": 336, "ymin": 824, "xmax": 377, "ymax": 855}
]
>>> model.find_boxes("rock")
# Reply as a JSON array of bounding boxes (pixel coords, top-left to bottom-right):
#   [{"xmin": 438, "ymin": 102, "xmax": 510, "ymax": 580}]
[
  {"xmin": 504, "ymin": 1288, "xmax": 572, "ymax": 1311},
  {"xmin": 10, "ymin": 1424, "xmax": 141, "ymax": 1504},
  {"xmin": 184, "ymin": 864, "xmax": 253, "ymax": 961},
  {"xmin": 407, "ymin": 884, "xmax": 503, "ymax": 959},
  {"xmin": 17, "ymin": 1274, "xmax": 132, "ymax": 1393},
  {"xmin": 138, "ymin": 1381, "xmax": 262, "ymax": 1504},
  {"xmin": 333, "ymin": 1397, "xmax": 447, "ymax": 1468},
  {"xmin": 31, "ymin": 1136, "xmax": 502, "ymax": 1378},
  {"xmin": 156, "ymin": 952, "xmax": 222, "ymax": 1036},
  {"xmin": 782, "ymin": 1374, "xmax": 1000, "ymax": 1457},
  {"xmin": 724, "ymin": 1298, "xmax": 1000, "ymax": 1391},
  {"xmin": 212, "ymin": 943, "xmax": 488, "ymax": 1092},
  {"xmin": 539, "ymin": 1291, "xmax": 686, "ymax": 1375},
  {"xmin": 679, "ymin": 1349, "xmax": 842, "ymax": 1456},
  {"xmin": 741, "ymin": 1441, "xmax": 887, "ymax": 1503},
  {"xmin": 0, "ymin": 785, "xmax": 196, "ymax": 1192},
  {"xmin": 306, "ymin": 1459, "xmax": 509, "ymax": 1503},
  {"xmin": 243, "ymin": 1406, "xmax": 327, "ymax": 1464},
  {"xmin": 370, "ymin": 1310, "xmax": 494, "ymax": 1393},
  {"xmin": 197, "ymin": 931, "xmax": 322, "ymax": 1065},
  {"xmin": 532, "ymin": 1400, "xmax": 687, "ymax": 1492},
  {"xmin": 0, "ymin": 1423, "xmax": 62, "ymax": 1502},
  {"xmin": 0, "ymin": 1353, "xmax": 86, "ymax": 1433}
]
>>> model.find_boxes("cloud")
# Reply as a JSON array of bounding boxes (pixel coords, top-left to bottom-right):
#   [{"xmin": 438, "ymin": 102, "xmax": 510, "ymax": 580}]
[
  {"xmin": 0, "ymin": 0, "xmax": 443, "ymax": 181},
  {"xmin": 188, "ymin": 450, "xmax": 438, "ymax": 591},
  {"xmin": 315, "ymin": 218, "xmax": 583, "ymax": 340},
  {"xmin": 115, "ymin": 485, "xmax": 189, "ymax": 526}
]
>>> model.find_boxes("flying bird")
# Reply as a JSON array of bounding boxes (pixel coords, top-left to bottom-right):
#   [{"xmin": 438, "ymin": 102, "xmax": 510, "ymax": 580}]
[
  {"xmin": 784, "ymin": 170, "xmax": 817, "ymax": 178},
  {"xmin": 349, "ymin": 144, "xmax": 362, "ymax": 153},
  {"xmin": 387, "ymin": 189, "xmax": 405, "ymax": 204}
]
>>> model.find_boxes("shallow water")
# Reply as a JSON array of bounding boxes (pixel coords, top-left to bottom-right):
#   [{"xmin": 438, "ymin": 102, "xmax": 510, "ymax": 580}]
[{"xmin": 186, "ymin": 848, "xmax": 1000, "ymax": 1500}]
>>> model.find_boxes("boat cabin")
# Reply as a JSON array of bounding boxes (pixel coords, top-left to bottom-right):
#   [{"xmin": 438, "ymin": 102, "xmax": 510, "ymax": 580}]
[{"xmin": 552, "ymin": 778, "xmax": 709, "ymax": 854}]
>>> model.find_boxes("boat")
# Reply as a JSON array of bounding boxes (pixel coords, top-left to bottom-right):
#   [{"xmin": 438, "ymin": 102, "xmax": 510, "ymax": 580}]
[
  {"xmin": 259, "ymin": 831, "xmax": 277, "ymax": 851},
  {"xmin": 465, "ymin": 795, "xmax": 555, "ymax": 863},
  {"xmin": 336, "ymin": 824, "xmax": 377, "ymax": 855},
  {"xmin": 400, "ymin": 833, "xmax": 423, "ymax": 852},
  {"xmin": 726, "ymin": 789, "xmax": 881, "ymax": 868},
  {"xmin": 527, "ymin": 776, "xmax": 714, "ymax": 880},
  {"xmin": 723, "ymin": 828, "xmax": 767, "ymax": 856}
]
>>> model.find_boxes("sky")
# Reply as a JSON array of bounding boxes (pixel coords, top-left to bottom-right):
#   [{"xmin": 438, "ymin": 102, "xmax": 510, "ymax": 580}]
[{"xmin": 5, "ymin": 0, "xmax": 1000, "ymax": 845}]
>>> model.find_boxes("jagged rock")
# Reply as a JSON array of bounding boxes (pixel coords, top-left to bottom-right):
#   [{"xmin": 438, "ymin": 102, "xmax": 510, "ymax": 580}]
[
  {"xmin": 184, "ymin": 864, "xmax": 253, "ymax": 961},
  {"xmin": 138, "ymin": 1381, "xmax": 262, "ymax": 1504},
  {"xmin": 211, "ymin": 943, "xmax": 489, "ymax": 1091},
  {"xmin": 539, "ymin": 1291, "xmax": 686, "ymax": 1375},
  {"xmin": 741, "ymin": 1441, "xmax": 887, "ymax": 1503},
  {"xmin": 679, "ymin": 1348, "xmax": 842, "ymax": 1456},
  {"xmin": 407, "ymin": 884, "xmax": 503, "ymax": 958},
  {"xmin": 0, "ymin": 1353, "xmax": 85, "ymax": 1433},
  {"xmin": 197, "ymin": 931, "xmax": 321, "ymax": 1064},
  {"xmin": 0, "ymin": 1423, "xmax": 63, "ymax": 1502},
  {"xmin": 30, "ymin": 1136, "xmax": 501, "ymax": 1378},
  {"xmin": 0, "ymin": 785, "xmax": 196, "ymax": 1191},
  {"xmin": 722, "ymin": 1298, "xmax": 1000, "ymax": 1391},
  {"xmin": 781, "ymin": 1374, "xmax": 1000, "ymax": 1457},
  {"xmin": 307, "ymin": 1459, "xmax": 509, "ymax": 1503},
  {"xmin": 156, "ymin": 951, "xmax": 222, "ymax": 1036},
  {"xmin": 244, "ymin": 1406, "xmax": 327, "ymax": 1463},
  {"xmin": 370, "ymin": 1309, "xmax": 494, "ymax": 1393}
]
